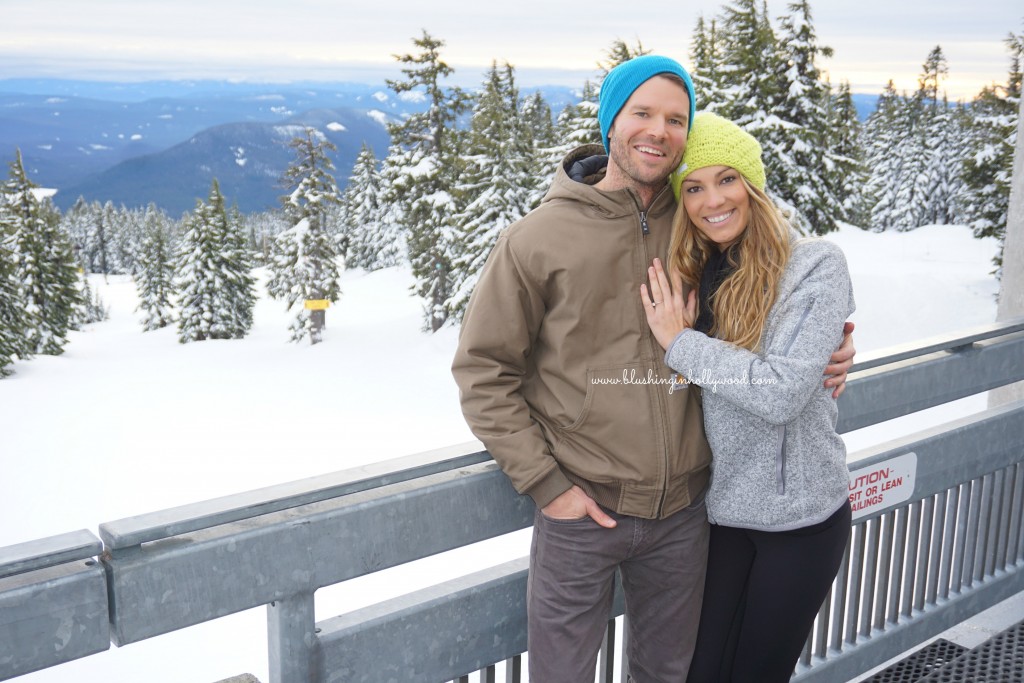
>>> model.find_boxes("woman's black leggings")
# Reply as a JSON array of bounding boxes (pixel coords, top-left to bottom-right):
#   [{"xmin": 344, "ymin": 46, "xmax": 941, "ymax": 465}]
[{"xmin": 686, "ymin": 502, "xmax": 851, "ymax": 683}]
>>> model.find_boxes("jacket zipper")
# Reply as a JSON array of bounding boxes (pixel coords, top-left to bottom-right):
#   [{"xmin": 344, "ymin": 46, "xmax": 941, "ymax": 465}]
[
  {"xmin": 775, "ymin": 302, "xmax": 814, "ymax": 494},
  {"xmin": 636, "ymin": 187, "xmax": 671, "ymax": 516}
]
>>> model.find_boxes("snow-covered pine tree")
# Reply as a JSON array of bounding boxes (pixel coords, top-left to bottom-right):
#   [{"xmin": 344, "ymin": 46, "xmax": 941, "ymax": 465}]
[
  {"xmin": 689, "ymin": 15, "xmax": 728, "ymax": 115},
  {"xmin": 716, "ymin": 0, "xmax": 782, "ymax": 128},
  {"xmin": 0, "ymin": 197, "xmax": 27, "ymax": 377},
  {"xmin": 135, "ymin": 207, "xmax": 178, "ymax": 331},
  {"xmin": 534, "ymin": 80, "xmax": 601, "ymax": 207},
  {"xmin": 381, "ymin": 30, "xmax": 469, "ymax": 332},
  {"xmin": 886, "ymin": 93, "xmax": 931, "ymax": 230},
  {"xmin": 922, "ymin": 94, "xmax": 965, "ymax": 226},
  {"xmin": 716, "ymin": 0, "xmax": 813, "ymax": 227},
  {"xmin": 958, "ymin": 30, "xmax": 1022, "ymax": 274},
  {"xmin": 343, "ymin": 143, "xmax": 401, "ymax": 271},
  {"xmin": 520, "ymin": 89, "xmax": 558, "ymax": 209},
  {"xmin": 448, "ymin": 62, "xmax": 537, "ymax": 322},
  {"xmin": 61, "ymin": 196, "xmax": 93, "ymax": 265},
  {"xmin": 243, "ymin": 209, "xmax": 289, "ymax": 265},
  {"xmin": 224, "ymin": 203, "xmax": 257, "ymax": 335},
  {"xmin": 825, "ymin": 80, "xmax": 869, "ymax": 227},
  {"xmin": 266, "ymin": 128, "xmax": 342, "ymax": 343},
  {"xmin": 75, "ymin": 272, "xmax": 109, "ymax": 327},
  {"xmin": 3, "ymin": 149, "xmax": 82, "ymax": 355},
  {"xmin": 863, "ymin": 81, "xmax": 910, "ymax": 231},
  {"xmin": 770, "ymin": 0, "xmax": 841, "ymax": 234},
  {"xmin": 88, "ymin": 201, "xmax": 117, "ymax": 275},
  {"xmin": 914, "ymin": 46, "xmax": 960, "ymax": 226},
  {"xmin": 597, "ymin": 39, "xmax": 651, "ymax": 80},
  {"xmin": 176, "ymin": 179, "xmax": 256, "ymax": 343}
]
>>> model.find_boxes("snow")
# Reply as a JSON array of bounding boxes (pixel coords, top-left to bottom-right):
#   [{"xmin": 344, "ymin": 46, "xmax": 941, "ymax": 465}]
[
  {"xmin": 29, "ymin": 188, "xmax": 57, "ymax": 200},
  {"xmin": 0, "ymin": 222, "xmax": 1003, "ymax": 683}
]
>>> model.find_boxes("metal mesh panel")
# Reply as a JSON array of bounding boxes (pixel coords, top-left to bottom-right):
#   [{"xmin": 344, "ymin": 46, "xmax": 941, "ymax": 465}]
[
  {"xmin": 918, "ymin": 620, "xmax": 1024, "ymax": 683},
  {"xmin": 861, "ymin": 639, "xmax": 967, "ymax": 683}
]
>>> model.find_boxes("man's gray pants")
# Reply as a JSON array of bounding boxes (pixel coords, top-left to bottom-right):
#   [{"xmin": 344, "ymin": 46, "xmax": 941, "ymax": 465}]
[{"xmin": 526, "ymin": 498, "xmax": 709, "ymax": 682}]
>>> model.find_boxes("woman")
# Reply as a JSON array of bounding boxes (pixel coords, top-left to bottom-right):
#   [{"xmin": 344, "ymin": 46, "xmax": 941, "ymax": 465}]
[{"xmin": 641, "ymin": 112, "xmax": 855, "ymax": 683}]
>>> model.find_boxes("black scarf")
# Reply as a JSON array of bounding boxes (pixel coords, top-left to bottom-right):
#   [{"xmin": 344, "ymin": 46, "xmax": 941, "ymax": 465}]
[{"xmin": 694, "ymin": 246, "xmax": 737, "ymax": 336}]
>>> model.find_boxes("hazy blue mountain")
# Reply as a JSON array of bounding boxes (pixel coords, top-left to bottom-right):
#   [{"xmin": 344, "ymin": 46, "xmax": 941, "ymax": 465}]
[
  {"xmin": 0, "ymin": 78, "xmax": 585, "ymax": 213},
  {"xmin": 56, "ymin": 108, "xmax": 392, "ymax": 215},
  {"xmin": 0, "ymin": 82, "xmax": 433, "ymax": 191}
]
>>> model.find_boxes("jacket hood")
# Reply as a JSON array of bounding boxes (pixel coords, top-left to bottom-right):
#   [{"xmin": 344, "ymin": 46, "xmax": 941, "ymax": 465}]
[{"xmin": 540, "ymin": 144, "xmax": 676, "ymax": 221}]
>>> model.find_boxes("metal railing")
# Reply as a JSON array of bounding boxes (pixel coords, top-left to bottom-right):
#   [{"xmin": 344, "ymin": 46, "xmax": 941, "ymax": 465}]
[{"xmin": 1, "ymin": 316, "xmax": 1023, "ymax": 682}]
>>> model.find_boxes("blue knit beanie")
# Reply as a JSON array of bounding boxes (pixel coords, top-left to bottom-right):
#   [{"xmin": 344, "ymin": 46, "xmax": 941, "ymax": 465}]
[{"xmin": 598, "ymin": 55, "xmax": 697, "ymax": 152}]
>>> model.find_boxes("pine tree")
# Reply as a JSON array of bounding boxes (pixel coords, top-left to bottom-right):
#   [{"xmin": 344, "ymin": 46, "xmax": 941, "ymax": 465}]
[
  {"xmin": 176, "ymin": 179, "xmax": 256, "ymax": 343},
  {"xmin": 597, "ymin": 39, "xmax": 650, "ymax": 80},
  {"xmin": 76, "ymin": 272, "xmax": 109, "ymax": 326},
  {"xmin": 135, "ymin": 206, "xmax": 178, "ymax": 331},
  {"xmin": 84, "ymin": 201, "xmax": 115, "ymax": 275},
  {"xmin": 448, "ymin": 62, "xmax": 538, "ymax": 321},
  {"xmin": 863, "ymin": 82, "xmax": 917, "ymax": 231},
  {"xmin": 717, "ymin": 0, "xmax": 783, "ymax": 128},
  {"xmin": 891, "ymin": 94, "xmax": 931, "ymax": 231},
  {"xmin": 381, "ymin": 30, "xmax": 469, "ymax": 332},
  {"xmin": 0, "ymin": 199, "xmax": 26, "ymax": 377},
  {"xmin": 224, "ymin": 203, "xmax": 257, "ymax": 335},
  {"xmin": 545, "ymin": 79, "xmax": 601, "ymax": 186},
  {"xmin": 62, "ymin": 196, "xmax": 93, "ymax": 265},
  {"xmin": 266, "ymin": 128, "xmax": 342, "ymax": 343},
  {"xmin": 520, "ymin": 89, "xmax": 558, "ymax": 209},
  {"xmin": 919, "ymin": 46, "xmax": 949, "ymax": 108},
  {"xmin": 826, "ymin": 80, "xmax": 869, "ymax": 226},
  {"xmin": 921, "ymin": 94, "xmax": 965, "ymax": 225},
  {"xmin": 690, "ymin": 16, "xmax": 728, "ymax": 115},
  {"xmin": 3, "ymin": 150, "xmax": 82, "ymax": 355},
  {"xmin": 343, "ymin": 143, "xmax": 401, "ymax": 271},
  {"xmin": 770, "ymin": 0, "xmax": 841, "ymax": 233},
  {"xmin": 959, "ymin": 30, "xmax": 1023, "ymax": 273},
  {"xmin": 913, "ymin": 46, "xmax": 961, "ymax": 226}
]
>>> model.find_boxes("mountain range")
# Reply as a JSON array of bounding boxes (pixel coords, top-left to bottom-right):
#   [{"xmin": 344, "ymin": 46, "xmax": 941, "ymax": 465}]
[
  {"xmin": 0, "ymin": 79, "xmax": 578, "ymax": 215},
  {"xmin": 0, "ymin": 78, "xmax": 872, "ymax": 216}
]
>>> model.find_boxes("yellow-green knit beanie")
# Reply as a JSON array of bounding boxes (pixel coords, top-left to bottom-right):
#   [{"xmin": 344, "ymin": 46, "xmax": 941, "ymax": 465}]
[{"xmin": 670, "ymin": 112, "xmax": 766, "ymax": 199}]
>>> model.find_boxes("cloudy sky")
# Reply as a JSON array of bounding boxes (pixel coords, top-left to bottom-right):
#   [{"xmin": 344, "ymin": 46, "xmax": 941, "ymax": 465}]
[{"xmin": 2, "ymin": 0, "xmax": 1021, "ymax": 100}]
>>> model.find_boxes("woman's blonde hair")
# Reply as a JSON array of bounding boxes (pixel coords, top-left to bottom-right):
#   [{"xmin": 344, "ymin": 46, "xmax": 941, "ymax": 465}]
[{"xmin": 669, "ymin": 176, "xmax": 791, "ymax": 351}]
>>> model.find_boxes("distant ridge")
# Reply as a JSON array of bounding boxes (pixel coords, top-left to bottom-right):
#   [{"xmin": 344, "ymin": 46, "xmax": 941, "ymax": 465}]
[
  {"xmin": 57, "ymin": 108, "xmax": 392, "ymax": 215},
  {"xmin": 0, "ymin": 78, "xmax": 580, "ymax": 214}
]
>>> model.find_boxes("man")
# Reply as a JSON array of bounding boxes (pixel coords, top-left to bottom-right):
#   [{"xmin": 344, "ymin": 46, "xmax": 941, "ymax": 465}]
[{"xmin": 452, "ymin": 55, "xmax": 853, "ymax": 682}]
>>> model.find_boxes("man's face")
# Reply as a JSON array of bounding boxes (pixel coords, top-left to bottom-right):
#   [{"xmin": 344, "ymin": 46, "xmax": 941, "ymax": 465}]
[{"xmin": 604, "ymin": 76, "xmax": 690, "ymax": 195}]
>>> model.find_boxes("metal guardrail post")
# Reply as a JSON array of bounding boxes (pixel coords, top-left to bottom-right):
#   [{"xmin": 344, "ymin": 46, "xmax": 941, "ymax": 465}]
[{"xmin": 268, "ymin": 592, "xmax": 318, "ymax": 683}]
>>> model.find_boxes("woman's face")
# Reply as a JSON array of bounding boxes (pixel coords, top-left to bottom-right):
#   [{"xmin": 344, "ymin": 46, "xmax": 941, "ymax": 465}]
[{"xmin": 679, "ymin": 165, "xmax": 750, "ymax": 250}]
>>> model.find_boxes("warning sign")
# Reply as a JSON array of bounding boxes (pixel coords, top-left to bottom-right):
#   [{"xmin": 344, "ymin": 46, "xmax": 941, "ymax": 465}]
[{"xmin": 848, "ymin": 452, "xmax": 917, "ymax": 520}]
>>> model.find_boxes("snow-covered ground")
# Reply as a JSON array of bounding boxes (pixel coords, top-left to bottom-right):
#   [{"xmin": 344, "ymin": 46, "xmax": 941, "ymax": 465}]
[{"xmin": 0, "ymin": 222, "xmax": 1002, "ymax": 682}]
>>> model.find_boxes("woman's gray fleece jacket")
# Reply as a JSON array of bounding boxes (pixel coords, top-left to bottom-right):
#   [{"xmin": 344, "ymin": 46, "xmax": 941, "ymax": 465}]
[{"xmin": 665, "ymin": 236, "xmax": 855, "ymax": 531}]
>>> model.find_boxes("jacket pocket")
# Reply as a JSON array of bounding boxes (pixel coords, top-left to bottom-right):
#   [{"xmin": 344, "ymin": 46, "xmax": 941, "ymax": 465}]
[{"xmin": 555, "ymin": 363, "xmax": 660, "ymax": 484}]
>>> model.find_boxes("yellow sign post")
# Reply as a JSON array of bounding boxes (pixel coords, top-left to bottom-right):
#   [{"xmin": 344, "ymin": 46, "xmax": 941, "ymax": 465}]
[{"xmin": 304, "ymin": 299, "xmax": 330, "ymax": 344}]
